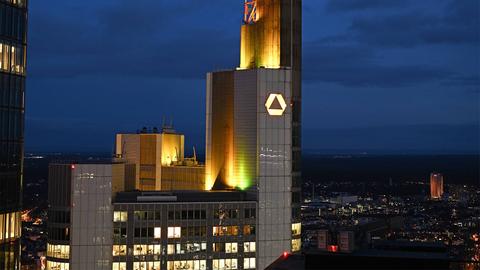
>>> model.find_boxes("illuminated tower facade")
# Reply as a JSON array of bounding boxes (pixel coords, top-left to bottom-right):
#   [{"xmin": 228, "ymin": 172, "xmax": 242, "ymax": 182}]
[
  {"xmin": 0, "ymin": 0, "xmax": 28, "ymax": 269},
  {"xmin": 205, "ymin": 1, "xmax": 302, "ymax": 268},
  {"xmin": 430, "ymin": 172, "xmax": 444, "ymax": 200}
]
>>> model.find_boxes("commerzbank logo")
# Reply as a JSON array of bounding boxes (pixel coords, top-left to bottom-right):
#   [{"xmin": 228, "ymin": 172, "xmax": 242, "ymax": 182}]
[{"xmin": 265, "ymin": 93, "xmax": 287, "ymax": 116}]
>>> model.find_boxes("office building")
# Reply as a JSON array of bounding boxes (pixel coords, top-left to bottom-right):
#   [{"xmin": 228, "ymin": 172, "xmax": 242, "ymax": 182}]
[
  {"xmin": 46, "ymin": 1, "xmax": 303, "ymax": 269},
  {"xmin": 47, "ymin": 162, "xmax": 135, "ymax": 270},
  {"xmin": 47, "ymin": 163, "xmax": 257, "ymax": 270},
  {"xmin": 430, "ymin": 172, "xmax": 444, "ymax": 200},
  {"xmin": 116, "ymin": 126, "xmax": 204, "ymax": 191},
  {"xmin": 0, "ymin": 0, "xmax": 28, "ymax": 269},
  {"xmin": 206, "ymin": 1, "xmax": 302, "ymax": 268}
]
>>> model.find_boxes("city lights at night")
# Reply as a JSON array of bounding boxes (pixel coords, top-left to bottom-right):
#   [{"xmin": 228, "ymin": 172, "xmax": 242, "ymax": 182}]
[{"xmin": 0, "ymin": 0, "xmax": 478, "ymax": 270}]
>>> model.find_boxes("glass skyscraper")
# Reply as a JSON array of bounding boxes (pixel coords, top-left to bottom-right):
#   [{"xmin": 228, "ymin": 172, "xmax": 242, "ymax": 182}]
[{"xmin": 0, "ymin": 0, "xmax": 28, "ymax": 269}]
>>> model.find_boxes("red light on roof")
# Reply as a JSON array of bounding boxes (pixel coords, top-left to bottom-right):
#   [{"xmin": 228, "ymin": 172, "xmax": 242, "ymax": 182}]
[
  {"xmin": 71, "ymin": 164, "xmax": 75, "ymax": 169},
  {"xmin": 283, "ymin": 251, "xmax": 289, "ymax": 258},
  {"xmin": 328, "ymin": 245, "xmax": 339, "ymax": 252}
]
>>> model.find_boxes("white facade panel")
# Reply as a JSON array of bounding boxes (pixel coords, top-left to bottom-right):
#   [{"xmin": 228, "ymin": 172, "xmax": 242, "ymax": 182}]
[
  {"xmin": 71, "ymin": 164, "xmax": 114, "ymax": 270},
  {"xmin": 233, "ymin": 68, "xmax": 292, "ymax": 270}
]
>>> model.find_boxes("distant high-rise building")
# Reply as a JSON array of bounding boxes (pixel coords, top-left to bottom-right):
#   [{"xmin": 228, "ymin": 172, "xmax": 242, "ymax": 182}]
[
  {"xmin": 0, "ymin": 0, "xmax": 28, "ymax": 269},
  {"xmin": 116, "ymin": 126, "xmax": 204, "ymax": 191},
  {"xmin": 430, "ymin": 172, "xmax": 444, "ymax": 199}
]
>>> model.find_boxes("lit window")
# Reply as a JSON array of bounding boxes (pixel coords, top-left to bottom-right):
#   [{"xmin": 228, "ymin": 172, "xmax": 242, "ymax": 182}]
[
  {"xmin": 292, "ymin": 223, "xmax": 301, "ymax": 236},
  {"xmin": 168, "ymin": 226, "xmax": 181, "ymax": 238},
  {"xmin": 244, "ymin": 258, "xmax": 256, "ymax": 269},
  {"xmin": 226, "ymin": 242, "xmax": 238, "ymax": 253},
  {"xmin": 134, "ymin": 245, "xmax": 147, "ymax": 256},
  {"xmin": 112, "ymin": 245, "xmax": 126, "ymax": 256},
  {"xmin": 113, "ymin": 211, "xmax": 128, "ymax": 222},
  {"xmin": 47, "ymin": 261, "xmax": 70, "ymax": 270},
  {"xmin": 213, "ymin": 259, "xmax": 238, "ymax": 270},
  {"xmin": 133, "ymin": 262, "xmax": 160, "ymax": 270},
  {"xmin": 154, "ymin": 227, "xmax": 161, "ymax": 239},
  {"xmin": 244, "ymin": 242, "xmax": 256, "ymax": 253},
  {"xmin": 243, "ymin": 225, "xmax": 255, "ymax": 235},
  {"xmin": 133, "ymin": 244, "xmax": 161, "ymax": 256},
  {"xmin": 213, "ymin": 226, "xmax": 239, "ymax": 236},
  {"xmin": 112, "ymin": 262, "xmax": 126, "ymax": 270},
  {"xmin": 292, "ymin": 238, "xmax": 301, "ymax": 252},
  {"xmin": 47, "ymin": 244, "xmax": 70, "ymax": 259},
  {"xmin": 168, "ymin": 244, "xmax": 175, "ymax": 255},
  {"xmin": 167, "ymin": 260, "xmax": 206, "ymax": 270}
]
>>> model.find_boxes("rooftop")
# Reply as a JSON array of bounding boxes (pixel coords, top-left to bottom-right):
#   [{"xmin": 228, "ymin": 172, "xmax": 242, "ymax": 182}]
[{"xmin": 114, "ymin": 190, "xmax": 256, "ymax": 204}]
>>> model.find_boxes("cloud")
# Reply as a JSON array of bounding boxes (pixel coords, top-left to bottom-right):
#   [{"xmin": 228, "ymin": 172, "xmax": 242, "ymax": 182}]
[
  {"xmin": 342, "ymin": 0, "xmax": 480, "ymax": 47},
  {"xmin": 303, "ymin": 44, "xmax": 451, "ymax": 88},
  {"xmin": 303, "ymin": 124, "xmax": 480, "ymax": 154},
  {"xmin": 28, "ymin": 0, "xmax": 239, "ymax": 79},
  {"xmin": 309, "ymin": 0, "xmax": 479, "ymax": 87},
  {"xmin": 326, "ymin": 0, "xmax": 408, "ymax": 12}
]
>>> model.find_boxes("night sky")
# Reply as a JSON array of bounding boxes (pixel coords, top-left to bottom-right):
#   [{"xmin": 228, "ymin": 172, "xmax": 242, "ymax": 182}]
[{"xmin": 26, "ymin": 0, "xmax": 479, "ymax": 154}]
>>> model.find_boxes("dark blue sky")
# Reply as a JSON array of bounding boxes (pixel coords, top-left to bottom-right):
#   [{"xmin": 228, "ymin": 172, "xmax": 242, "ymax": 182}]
[{"xmin": 26, "ymin": 0, "xmax": 479, "ymax": 154}]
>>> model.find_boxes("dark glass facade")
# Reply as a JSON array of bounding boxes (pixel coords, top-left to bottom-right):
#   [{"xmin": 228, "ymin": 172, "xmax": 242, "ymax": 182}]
[
  {"xmin": 280, "ymin": 0, "xmax": 302, "ymax": 228},
  {"xmin": 0, "ymin": 0, "xmax": 27, "ymax": 269}
]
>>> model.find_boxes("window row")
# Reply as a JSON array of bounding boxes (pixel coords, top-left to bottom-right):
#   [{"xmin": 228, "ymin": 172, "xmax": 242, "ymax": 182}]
[
  {"xmin": 212, "ymin": 259, "xmax": 237, "ymax": 270},
  {"xmin": 47, "ymin": 244, "xmax": 69, "ymax": 259},
  {"xmin": 167, "ymin": 260, "xmax": 206, "ymax": 270},
  {"xmin": 134, "ymin": 244, "xmax": 161, "ymax": 256},
  {"xmin": 113, "ymin": 211, "xmax": 127, "ymax": 222},
  {"xmin": 212, "ymin": 225, "xmax": 256, "ymax": 237},
  {"xmin": 134, "ymin": 211, "xmax": 160, "ymax": 221},
  {"xmin": 47, "ymin": 261, "xmax": 69, "ymax": 270},
  {"xmin": 0, "ymin": 211, "xmax": 20, "ymax": 242},
  {"xmin": 0, "ymin": 108, "xmax": 23, "ymax": 141},
  {"xmin": 114, "ymin": 208, "xmax": 254, "ymax": 222},
  {"xmin": 133, "ymin": 227, "xmax": 161, "ymax": 239},
  {"xmin": 1, "ymin": 0, "xmax": 27, "ymax": 8},
  {"xmin": 47, "ymin": 227, "xmax": 69, "ymax": 242},
  {"xmin": 0, "ymin": 2, "xmax": 27, "ymax": 41},
  {"xmin": 114, "ymin": 227, "xmax": 127, "ymax": 239},
  {"xmin": 48, "ymin": 210, "xmax": 70, "ymax": 224},
  {"xmin": 0, "ymin": 72, "xmax": 24, "ymax": 108},
  {"xmin": 0, "ymin": 43, "xmax": 26, "ymax": 75},
  {"xmin": 212, "ymin": 242, "xmax": 238, "ymax": 253},
  {"xmin": 214, "ymin": 209, "xmax": 239, "ymax": 219},
  {"xmin": 110, "ymin": 258, "xmax": 254, "ymax": 270},
  {"xmin": 112, "ymin": 262, "xmax": 126, "ymax": 270},
  {"xmin": 212, "ymin": 226, "xmax": 238, "ymax": 237},
  {"xmin": 244, "ymin": 258, "xmax": 256, "ymax": 269},
  {"xmin": 168, "ymin": 209, "xmax": 207, "ymax": 220},
  {"xmin": 167, "ymin": 242, "xmax": 207, "ymax": 255},
  {"xmin": 134, "ymin": 261, "xmax": 160, "ymax": 270}
]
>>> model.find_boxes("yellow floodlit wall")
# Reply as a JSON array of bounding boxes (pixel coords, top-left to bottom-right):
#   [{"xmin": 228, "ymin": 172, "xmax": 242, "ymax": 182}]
[
  {"xmin": 239, "ymin": 0, "xmax": 281, "ymax": 69},
  {"xmin": 160, "ymin": 133, "xmax": 184, "ymax": 166}
]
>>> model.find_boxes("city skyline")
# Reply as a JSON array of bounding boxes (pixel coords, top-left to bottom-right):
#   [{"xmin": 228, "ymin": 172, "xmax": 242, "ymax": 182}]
[{"xmin": 25, "ymin": 0, "xmax": 479, "ymax": 154}]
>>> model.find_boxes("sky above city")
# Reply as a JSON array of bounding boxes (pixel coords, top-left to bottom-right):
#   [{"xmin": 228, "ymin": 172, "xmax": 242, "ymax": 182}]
[{"xmin": 26, "ymin": 0, "xmax": 479, "ymax": 154}]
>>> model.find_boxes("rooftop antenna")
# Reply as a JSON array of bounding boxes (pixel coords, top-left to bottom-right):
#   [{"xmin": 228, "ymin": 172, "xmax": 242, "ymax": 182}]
[
  {"xmin": 193, "ymin": 146, "xmax": 197, "ymax": 162},
  {"xmin": 174, "ymin": 147, "xmax": 179, "ymax": 164}
]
